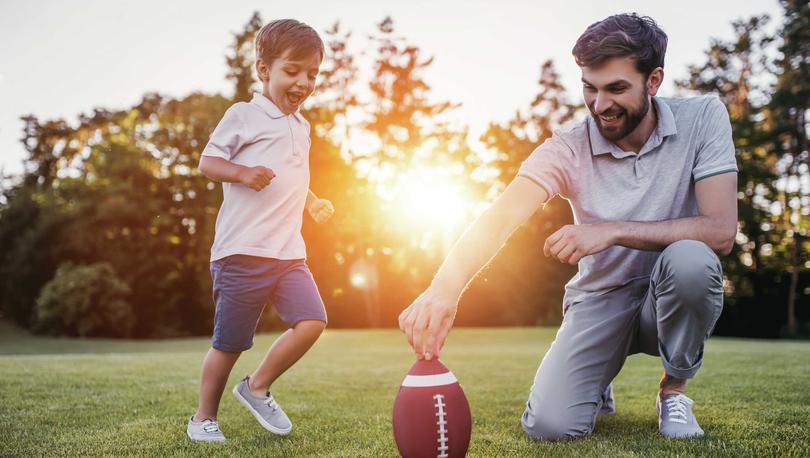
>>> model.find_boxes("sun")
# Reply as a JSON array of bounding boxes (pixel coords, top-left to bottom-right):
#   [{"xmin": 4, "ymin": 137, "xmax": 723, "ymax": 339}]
[{"xmin": 376, "ymin": 165, "xmax": 477, "ymax": 244}]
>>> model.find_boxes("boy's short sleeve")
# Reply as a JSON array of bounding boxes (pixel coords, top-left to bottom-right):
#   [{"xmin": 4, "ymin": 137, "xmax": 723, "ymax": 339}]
[
  {"xmin": 202, "ymin": 106, "xmax": 246, "ymax": 160},
  {"xmin": 693, "ymin": 97, "xmax": 738, "ymax": 182},
  {"xmin": 516, "ymin": 134, "xmax": 574, "ymax": 199}
]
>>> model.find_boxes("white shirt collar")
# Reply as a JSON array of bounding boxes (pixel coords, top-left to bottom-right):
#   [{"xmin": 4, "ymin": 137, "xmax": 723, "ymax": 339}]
[{"xmin": 251, "ymin": 92, "xmax": 306, "ymax": 123}]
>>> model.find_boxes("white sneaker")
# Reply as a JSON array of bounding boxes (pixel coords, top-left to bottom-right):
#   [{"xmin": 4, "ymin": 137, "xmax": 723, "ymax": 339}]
[
  {"xmin": 657, "ymin": 394, "xmax": 705, "ymax": 439},
  {"xmin": 187, "ymin": 416, "xmax": 226, "ymax": 442}
]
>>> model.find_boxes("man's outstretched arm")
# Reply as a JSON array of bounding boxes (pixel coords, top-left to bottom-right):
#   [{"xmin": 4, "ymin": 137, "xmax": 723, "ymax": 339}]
[
  {"xmin": 398, "ymin": 177, "xmax": 549, "ymax": 360},
  {"xmin": 544, "ymin": 172, "xmax": 738, "ymax": 265}
]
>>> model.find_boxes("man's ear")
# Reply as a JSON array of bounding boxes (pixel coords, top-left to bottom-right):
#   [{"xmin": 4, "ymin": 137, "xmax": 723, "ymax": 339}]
[
  {"xmin": 647, "ymin": 67, "xmax": 664, "ymax": 96},
  {"xmin": 256, "ymin": 58, "xmax": 270, "ymax": 82}
]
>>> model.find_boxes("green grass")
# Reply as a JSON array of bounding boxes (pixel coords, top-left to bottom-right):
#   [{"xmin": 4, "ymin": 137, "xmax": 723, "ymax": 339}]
[{"xmin": 1, "ymin": 322, "xmax": 809, "ymax": 457}]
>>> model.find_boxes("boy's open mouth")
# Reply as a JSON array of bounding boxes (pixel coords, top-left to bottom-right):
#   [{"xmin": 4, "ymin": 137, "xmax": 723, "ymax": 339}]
[{"xmin": 287, "ymin": 91, "xmax": 304, "ymax": 106}]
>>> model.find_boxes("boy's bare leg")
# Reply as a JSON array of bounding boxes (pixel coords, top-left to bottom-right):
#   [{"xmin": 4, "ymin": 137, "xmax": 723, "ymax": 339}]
[
  {"xmin": 193, "ymin": 348, "xmax": 241, "ymax": 421},
  {"xmin": 248, "ymin": 320, "xmax": 326, "ymax": 395}
]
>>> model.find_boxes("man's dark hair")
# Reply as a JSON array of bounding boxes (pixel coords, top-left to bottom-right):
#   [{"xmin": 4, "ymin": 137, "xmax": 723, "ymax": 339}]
[
  {"xmin": 255, "ymin": 19, "xmax": 324, "ymax": 67},
  {"xmin": 572, "ymin": 13, "xmax": 667, "ymax": 78}
]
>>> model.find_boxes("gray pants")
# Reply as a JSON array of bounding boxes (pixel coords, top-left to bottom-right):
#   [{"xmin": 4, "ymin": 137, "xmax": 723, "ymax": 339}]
[{"xmin": 521, "ymin": 240, "xmax": 724, "ymax": 440}]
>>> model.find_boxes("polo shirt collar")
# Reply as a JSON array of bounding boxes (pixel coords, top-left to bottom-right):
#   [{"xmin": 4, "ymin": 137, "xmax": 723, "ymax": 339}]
[
  {"xmin": 588, "ymin": 96, "xmax": 677, "ymax": 157},
  {"xmin": 251, "ymin": 92, "xmax": 306, "ymax": 123}
]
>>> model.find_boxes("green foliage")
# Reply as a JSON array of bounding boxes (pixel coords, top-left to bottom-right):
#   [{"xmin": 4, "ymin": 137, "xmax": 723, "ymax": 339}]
[
  {"xmin": 678, "ymin": 3, "xmax": 809, "ymax": 337},
  {"xmin": 1, "ymin": 6, "xmax": 806, "ymax": 337},
  {"xmin": 33, "ymin": 262, "xmax": 134, "ymax": 337}
]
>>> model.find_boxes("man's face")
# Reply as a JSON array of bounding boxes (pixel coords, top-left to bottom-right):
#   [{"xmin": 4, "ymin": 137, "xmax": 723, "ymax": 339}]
[
  {"xmin": 581, "ymin": 57, "xmax": 653, "ymax": 142},
  {"xmin": 258, "ymin": 49, "xmax": 322, "ymax": 115}
]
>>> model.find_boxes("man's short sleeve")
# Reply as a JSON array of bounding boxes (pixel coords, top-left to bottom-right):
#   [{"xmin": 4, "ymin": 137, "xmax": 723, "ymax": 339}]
[
  {"xmin": 693, "ymin": 97, "xmax": 738, "ymax": 182},
  {"xmin": 516, "ymin": 134, "xmax": 574, "ymax": 199},
  {"xmin": 201, "ymin": 105, "xmax": 246, "ymax": 160}
]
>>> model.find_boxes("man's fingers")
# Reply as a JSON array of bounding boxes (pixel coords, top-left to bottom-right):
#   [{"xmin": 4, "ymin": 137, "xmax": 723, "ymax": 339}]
[
  {"xmin": 555, "ymin": 242, "xmax": 576, "ymax": 264},
  {"xmin": 398, "ymin": 307, "xmax": 410, "ymax": 332},
  {"xmin": 424, "ymin": 316, "xmax": 437, "ymax": 360},
  {"xmin": 548, "ymin": 236, "xmax": 569, "ymax": 260},
  {"xmin": 544, "ymin": 228, "xmax": 565, "ymax": 256},
  {"xmin": 427, "ymin": 314, "xmax": 451, "ymax": 360},
  {"xmin": 411, "ymin": 310, "xmax": 429, "ymax": 358},
  {"xmin": 433, "ymin": 316, "xmax": 453, "ymax": 358}
]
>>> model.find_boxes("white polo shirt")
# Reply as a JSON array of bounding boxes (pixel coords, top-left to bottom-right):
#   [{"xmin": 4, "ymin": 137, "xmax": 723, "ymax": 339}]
[{"xmin": 202, "ymin": 92, "xmax": 311, "ymax": 262}]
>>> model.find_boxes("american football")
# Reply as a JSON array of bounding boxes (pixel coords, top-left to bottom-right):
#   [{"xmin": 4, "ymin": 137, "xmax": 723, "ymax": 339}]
[{"xmin": 392, "ymin": 359, "xmax": 472, "ymax": 458}]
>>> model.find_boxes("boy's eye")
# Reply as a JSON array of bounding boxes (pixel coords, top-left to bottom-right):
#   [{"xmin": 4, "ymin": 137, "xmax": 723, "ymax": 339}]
[{"xmin": 285, "ymin": 70, "xmax": 296, "ymax": 76}]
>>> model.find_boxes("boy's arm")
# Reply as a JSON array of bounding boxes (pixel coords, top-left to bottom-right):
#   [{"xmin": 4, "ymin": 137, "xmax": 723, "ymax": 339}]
[
  {"xmin": 398, "ymin": 176, "xmax": 549, "ymax": 359},
  {"xmin": 198, "ymin": 156, "xmax": 275, "ymax": 192}
]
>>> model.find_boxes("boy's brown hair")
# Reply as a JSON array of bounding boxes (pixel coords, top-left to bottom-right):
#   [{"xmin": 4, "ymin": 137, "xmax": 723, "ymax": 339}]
[{"xmin": 255, "ymin": 19, "xmax": 324, "ymax": 69}]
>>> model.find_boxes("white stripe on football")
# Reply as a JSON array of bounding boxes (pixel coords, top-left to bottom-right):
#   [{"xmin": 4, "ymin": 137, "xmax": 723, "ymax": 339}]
[{"xmin": 401, "ymin": 372, "xmax": 458, "ymax": 387}]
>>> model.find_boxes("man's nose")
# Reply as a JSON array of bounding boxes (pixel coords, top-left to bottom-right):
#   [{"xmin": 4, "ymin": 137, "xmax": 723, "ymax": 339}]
[{"xmin": 593, "ymin": 92, "xmax": 613, "ymax": 115}]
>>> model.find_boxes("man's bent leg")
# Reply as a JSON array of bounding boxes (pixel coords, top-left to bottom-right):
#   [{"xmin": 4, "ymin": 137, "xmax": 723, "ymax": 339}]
[
  {"xmin": 521, "ymin": 281, "xmax": 646, "ymax": 440},
  {"xmin": 637, "ymin": 240, "xmax": 723, "ymax": 438},
  {"xmin": 637, "ymin": 240, "xmax": 724, "ymax": 378}
]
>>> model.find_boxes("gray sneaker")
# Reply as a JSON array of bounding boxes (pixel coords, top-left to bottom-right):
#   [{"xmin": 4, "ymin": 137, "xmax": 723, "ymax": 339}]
[
  {"xmin": 186, "ymin": 416, "xmax": 226, "ymax": 442},
  {"xmin": 232, "ymin": 376, "xmax": 292, "ymax": 435},
  {"xmin": 657, "ymin": 393, "xmax": 705, "ymax": 439}
]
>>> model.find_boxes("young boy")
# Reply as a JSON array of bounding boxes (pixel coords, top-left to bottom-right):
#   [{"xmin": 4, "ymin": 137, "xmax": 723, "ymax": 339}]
[{"xmin": 187, "ymin": 19, "xmax": 334, "ymax": 442}]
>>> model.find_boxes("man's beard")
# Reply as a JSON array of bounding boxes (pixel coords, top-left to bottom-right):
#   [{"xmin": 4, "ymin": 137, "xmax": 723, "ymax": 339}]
[{"xmin": 590, "ymin": 92, "xmax": 650, "ymax": 142}]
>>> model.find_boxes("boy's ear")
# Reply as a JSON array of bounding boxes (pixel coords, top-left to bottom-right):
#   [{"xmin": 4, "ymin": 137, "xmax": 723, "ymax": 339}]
[{"xmin": 256, "ymin": 59, "xmax": 270, "ymax": 82}]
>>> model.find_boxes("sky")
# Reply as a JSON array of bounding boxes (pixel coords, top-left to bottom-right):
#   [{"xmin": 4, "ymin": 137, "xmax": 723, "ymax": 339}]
[{"xmin": 0, "ymin": 0, "xmax": 781, "ymax": 176}]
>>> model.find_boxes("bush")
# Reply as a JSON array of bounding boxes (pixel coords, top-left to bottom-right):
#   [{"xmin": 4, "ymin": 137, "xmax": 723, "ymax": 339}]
[{"xmin": 33, "ymin": 262, "xmax": 135, "ymax": 337}]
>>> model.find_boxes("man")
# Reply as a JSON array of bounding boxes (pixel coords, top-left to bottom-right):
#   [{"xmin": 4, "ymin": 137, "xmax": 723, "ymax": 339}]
[{"xmin": 398, "ymin": 13, "xmax": 737, "ymax": 440}]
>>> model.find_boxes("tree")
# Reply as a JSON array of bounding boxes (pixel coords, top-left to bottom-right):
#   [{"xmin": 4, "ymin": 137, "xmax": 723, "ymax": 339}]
[{"xmin": 679, "ymin": 5, "xmax": 810, "ymax": 337}]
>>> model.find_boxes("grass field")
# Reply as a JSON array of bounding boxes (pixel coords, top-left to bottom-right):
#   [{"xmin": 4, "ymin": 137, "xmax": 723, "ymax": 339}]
[{"xmin": 1, "ymin": 321, "xmax": 809, "ymax": 457}]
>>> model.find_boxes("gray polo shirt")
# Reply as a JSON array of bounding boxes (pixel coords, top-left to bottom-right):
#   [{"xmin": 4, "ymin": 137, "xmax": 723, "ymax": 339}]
[{"xmin": 517, "ymin": 95, "xmax": 737, "ymax": 306}]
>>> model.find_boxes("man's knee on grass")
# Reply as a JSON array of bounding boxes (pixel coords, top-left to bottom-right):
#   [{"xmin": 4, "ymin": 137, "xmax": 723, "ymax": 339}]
[{"xmin": 521, "ymin": 403, "xmax": 593, "ymax": 441}]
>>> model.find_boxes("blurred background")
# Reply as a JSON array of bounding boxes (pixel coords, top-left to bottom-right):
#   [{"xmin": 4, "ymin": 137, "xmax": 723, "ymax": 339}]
[{"xmin": 0, "ymin": 1, "xmax": 807, "ymax": 339}]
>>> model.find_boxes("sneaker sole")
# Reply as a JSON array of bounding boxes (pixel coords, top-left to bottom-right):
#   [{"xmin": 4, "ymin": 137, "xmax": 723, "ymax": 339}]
[
  {"xmin": 186, "ymin": 429, "xmax": 226, "ymax": 442},
  {"xmin": 232, "ymin": 385, "xmax": 293, "ymax": 435}
]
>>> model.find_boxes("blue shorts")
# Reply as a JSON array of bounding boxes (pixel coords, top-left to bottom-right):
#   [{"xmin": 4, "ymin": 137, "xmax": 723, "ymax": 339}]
[{"xmin": 210, "ymin": 255, "xmax": 327, "ymax": 352}]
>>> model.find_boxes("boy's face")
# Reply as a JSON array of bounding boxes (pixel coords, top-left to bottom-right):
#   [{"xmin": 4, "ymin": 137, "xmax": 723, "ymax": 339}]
[
  {"xmin": 257, "ymin": 49, "xmax": 322, "ymax": 115},
  {"xmin": 580, "ymin": 56, "xmax": 662, "ymax": 142}
]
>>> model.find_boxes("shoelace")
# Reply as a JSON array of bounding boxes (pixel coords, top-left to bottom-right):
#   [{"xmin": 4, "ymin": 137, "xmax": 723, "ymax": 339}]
[
  {"xmin": 202, "ymin": 420, "xmax": 222, "ymax": 434},
  {"xmin": 663, "ymin": 394, "xmax": 693, "ymax": 424},
  {"xmin": 264, "ymin": 394, "xmax": 279, "ymax": 412}
]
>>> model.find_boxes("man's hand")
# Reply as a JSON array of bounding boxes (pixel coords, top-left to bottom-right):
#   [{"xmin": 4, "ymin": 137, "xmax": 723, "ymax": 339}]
[
  {"xmin": 398, "ymin": 286, "xmax": 459, "ymax": 360},
  {"xmin": 238, "ymin": 166, "xmax": 275, "ymax": 192},
  {"xmin": 308, "ymin": 198, "xmax": 335, "ymax": 223},
  {"xmin": 544, "ymin": 223, "xmax": 616, "ymax": 264}
]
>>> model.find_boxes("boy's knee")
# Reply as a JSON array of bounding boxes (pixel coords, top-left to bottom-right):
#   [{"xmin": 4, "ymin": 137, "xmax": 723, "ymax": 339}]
[{"xmin": 293, "ymin": 319, "xmax": 326, "ymax": 336}]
